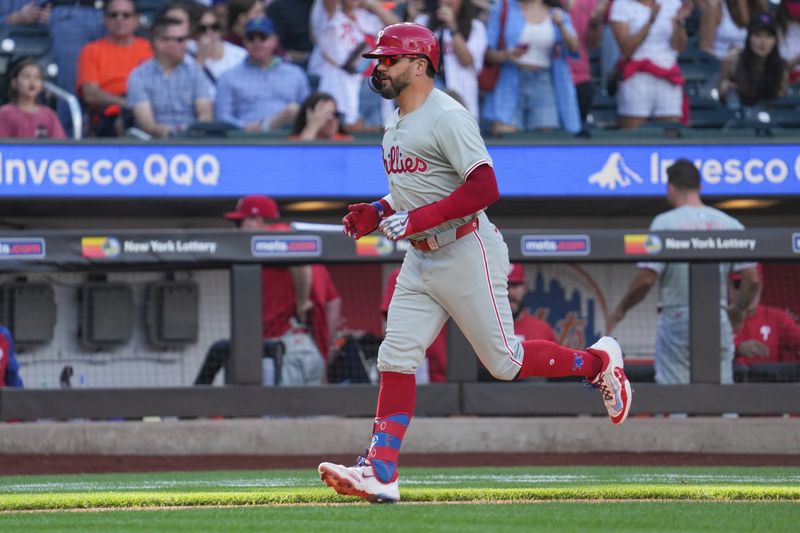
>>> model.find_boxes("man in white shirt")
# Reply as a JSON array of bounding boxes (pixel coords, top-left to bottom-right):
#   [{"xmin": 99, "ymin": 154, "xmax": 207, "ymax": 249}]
[{"xmin": 608, "ymin": 159, "xmax": 761, "ymax": 384}]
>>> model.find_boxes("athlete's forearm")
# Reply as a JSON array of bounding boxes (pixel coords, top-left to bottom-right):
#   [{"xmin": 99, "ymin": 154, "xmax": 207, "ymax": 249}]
[
  {"xmin": 615, "ymin": 269, "xmax": 658, "ymax": 316},
  {"xmin": 408, "ymin": 164, "xmax": 499, "ymax": 233}
]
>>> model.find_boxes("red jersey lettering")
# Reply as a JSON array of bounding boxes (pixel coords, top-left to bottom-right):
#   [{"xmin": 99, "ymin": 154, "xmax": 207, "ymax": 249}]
[{"xmin": 383, "ymin": 146, "xmax": 428, "ymax": 175}]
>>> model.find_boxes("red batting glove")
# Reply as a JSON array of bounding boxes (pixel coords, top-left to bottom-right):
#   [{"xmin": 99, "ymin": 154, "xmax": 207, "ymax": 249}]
[{"xmin": 342, "ymin": 203, "xmax": 380, "ymax": 239}]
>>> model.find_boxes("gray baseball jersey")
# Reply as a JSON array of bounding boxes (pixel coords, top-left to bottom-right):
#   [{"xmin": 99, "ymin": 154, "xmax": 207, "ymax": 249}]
[
  {"xmin": 638, "ymin": 204, "xmax": 754, "ymax": 384},
  {"xmin": 639, "ymin": 205, "xmax": 752, "ymax": 309},
  {"xmin": 382, "ymin": 88, "xmax": 492, "ymax": 239},
  {"xmin": 378, "ymin": 88, "xmax": 523, "ymax": 380}
]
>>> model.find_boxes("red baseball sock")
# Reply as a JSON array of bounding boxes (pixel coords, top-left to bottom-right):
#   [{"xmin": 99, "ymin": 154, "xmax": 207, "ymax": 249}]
[
  {"xmin": 516, "ymin": 340, "xmax": 602, "ymax": 379},
  {"xmin": 368, "ymin": 371, "xmax": 416, "ymax": 483}
]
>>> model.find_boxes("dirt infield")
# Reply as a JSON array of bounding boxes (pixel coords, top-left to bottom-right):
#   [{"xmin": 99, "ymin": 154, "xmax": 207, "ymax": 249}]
[{"xmin": 2, "ymin": 452, "xmax": 799, "ymax": 476}]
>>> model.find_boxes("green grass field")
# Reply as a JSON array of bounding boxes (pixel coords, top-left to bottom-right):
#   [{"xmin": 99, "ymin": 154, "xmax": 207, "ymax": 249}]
[{"xmin": 1, "ymin": 466, "xmax": 798, "ymax": 532}]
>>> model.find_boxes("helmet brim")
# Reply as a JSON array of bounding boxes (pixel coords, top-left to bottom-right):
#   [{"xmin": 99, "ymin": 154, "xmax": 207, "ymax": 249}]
[{"xmin": 362, "ymin": 46, "xmax": 414, "ymax": 58}]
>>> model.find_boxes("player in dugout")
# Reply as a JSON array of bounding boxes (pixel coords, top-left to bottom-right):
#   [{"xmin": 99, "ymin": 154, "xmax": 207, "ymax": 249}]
[
  {"xmin": 732, "ymin": 264, "xmax": 800, "ymax": 366},
  {"xmin": 195, "ymin": 195, "xmax": 340, "ymax": 386}
]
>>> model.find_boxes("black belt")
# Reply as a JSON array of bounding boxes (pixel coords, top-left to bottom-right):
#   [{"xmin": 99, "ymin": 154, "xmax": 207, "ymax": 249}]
[{"xmin": 50, "ymin": 0, "xmax": 104, "ymax": 8}]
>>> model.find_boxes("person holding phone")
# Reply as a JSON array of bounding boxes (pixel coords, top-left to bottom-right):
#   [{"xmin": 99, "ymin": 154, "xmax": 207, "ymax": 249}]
[
  {"xmin": 0, "ymin": 0, "xmax": 49, "ymax": 26},
  {"xmin": 413, "ymin": 0, "xmax": 488, "ymax": 118},
  {"xmin": 482, "ymin": 0, "xmax": 582, "ymax": 135},
  {"xmin": 315, "ymin": 0, "xmax": 400, "ymax": 129}
]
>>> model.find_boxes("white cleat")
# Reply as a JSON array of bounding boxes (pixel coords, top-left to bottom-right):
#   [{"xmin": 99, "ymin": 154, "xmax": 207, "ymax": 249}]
[
  {"xmin": 587, "ymin": 336, "xmax": 633, "ymax": 425},
  {"xmin": 318, "ymin": 457, "xmax": 400, "ymax": 504}
]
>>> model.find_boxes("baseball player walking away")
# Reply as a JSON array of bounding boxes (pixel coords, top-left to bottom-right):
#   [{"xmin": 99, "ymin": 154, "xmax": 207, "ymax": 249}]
[
  {"xmin": 318, "ymin": 22, "xmax": 632, "ymax": 504},
  {"xmin": 607, "ymin": 160, "xmax": 761, "ymax": 385}
]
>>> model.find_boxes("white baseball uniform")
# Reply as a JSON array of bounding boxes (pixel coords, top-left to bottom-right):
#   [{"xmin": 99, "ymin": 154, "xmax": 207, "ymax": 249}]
[
  {"xmin": 638, "ymin": 205, "xmax": 756, "ymax": 384},
  {"xmin": 378, "ymin": 88, "xmax": 524, "ymax": 381}
]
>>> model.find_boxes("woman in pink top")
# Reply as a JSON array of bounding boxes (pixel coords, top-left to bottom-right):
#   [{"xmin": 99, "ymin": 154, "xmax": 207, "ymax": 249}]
[{"xmin": 0, "ymin": 59, "xmax": 66, "ymax": 139}]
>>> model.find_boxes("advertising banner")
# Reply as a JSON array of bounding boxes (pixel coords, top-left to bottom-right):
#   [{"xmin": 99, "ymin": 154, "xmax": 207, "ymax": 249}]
[{"xmin": 0, "ymin": 142, "xmax": 799, "ymax": 197}]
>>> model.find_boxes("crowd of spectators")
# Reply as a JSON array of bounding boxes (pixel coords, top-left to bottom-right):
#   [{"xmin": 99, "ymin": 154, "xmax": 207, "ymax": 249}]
[{"xmin": 3, "ymin": 0, "xmax": 800, "ymax": 139}]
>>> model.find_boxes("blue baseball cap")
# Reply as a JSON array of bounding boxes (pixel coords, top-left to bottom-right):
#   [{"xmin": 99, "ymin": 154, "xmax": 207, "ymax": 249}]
[
  {"xmin": 245, "ymin": 17, "xmax": 275, "ymax": 36},
  {"xmin": 748, "ymin": 13, "xmax": 776, "ymax": 35}
]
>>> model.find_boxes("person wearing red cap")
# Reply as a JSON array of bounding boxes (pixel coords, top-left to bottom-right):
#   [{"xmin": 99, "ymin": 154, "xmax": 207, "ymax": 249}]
[
  {"xmin": 731, "ymin": 265, "xmax": 800, "ymax": 365},
  {"xmin": 195, "ymin": 195, "xmax": 342, "ymax": 386}
]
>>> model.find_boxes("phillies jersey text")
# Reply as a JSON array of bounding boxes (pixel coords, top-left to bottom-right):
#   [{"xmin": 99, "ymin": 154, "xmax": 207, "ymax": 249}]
[{"xmin": 381, "ymin": 89, "xmax": 491, "ymax": 240}]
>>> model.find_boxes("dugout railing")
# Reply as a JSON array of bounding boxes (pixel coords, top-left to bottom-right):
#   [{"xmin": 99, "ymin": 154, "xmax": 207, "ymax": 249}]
[{"xmin": 0, "ymin": 227, "xmax": 798, "ymax": 420}]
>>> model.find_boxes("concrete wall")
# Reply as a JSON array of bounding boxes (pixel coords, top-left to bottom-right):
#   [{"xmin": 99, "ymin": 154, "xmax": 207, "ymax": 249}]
[{"xmin": 1, "ymin": 417, "xmax": 798, "ymax": 455}]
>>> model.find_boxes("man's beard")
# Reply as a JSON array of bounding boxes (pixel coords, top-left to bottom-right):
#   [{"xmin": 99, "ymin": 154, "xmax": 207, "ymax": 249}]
[{"xmin": 376, "ymin": 70, "xmax": 411, "ymax": 100}]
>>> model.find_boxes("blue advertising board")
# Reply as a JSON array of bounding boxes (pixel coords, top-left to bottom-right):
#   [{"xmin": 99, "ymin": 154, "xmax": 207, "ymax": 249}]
[{"xmin": 0, "ymin": 142, "xmax": 799, "ymax": 197}]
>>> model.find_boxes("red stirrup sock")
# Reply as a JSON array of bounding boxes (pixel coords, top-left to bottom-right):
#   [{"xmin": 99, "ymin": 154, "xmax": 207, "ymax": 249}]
[
  {"xmin": 368, "ymin": 371, "xmax": 416, "ymax": 483},
  {"xmin": 516, "ymin": 340, "xmax": 602, "ymax": 379}
]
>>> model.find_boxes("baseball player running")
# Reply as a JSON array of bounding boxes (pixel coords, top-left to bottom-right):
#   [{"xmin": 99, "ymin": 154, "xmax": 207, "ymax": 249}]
[{"xmin": 318, "ymin": 23, "xmax": 632, "ymax": 504}]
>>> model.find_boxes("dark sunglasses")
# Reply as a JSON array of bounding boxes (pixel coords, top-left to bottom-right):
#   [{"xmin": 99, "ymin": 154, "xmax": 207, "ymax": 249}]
[
  {"xmin": 160, "ymin": 35, "xmax": 189, "ymax": 43},
  {"xmin": 376, "ymin": 55, "xmax": 424, "ymax": 67},
  {"xmin": 106, "ymin": 11, "xmax": 134, "ymax": 19},
  {"xmin": 245, "ymin": 32, "xmax": 272, "ymax": 42},
  {"xmin": 197, "ymin": 22, "xmax": 221, "ymax": 33}
]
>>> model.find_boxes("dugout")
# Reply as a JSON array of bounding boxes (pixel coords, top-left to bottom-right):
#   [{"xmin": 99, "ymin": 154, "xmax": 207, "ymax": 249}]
[
  {"xmin": 0, "ymin": 136, "xmax": 798, "ymax": 420},
  {"xmin": 0, "ymin": 226, "xmax": 797, "ymax": 420}
]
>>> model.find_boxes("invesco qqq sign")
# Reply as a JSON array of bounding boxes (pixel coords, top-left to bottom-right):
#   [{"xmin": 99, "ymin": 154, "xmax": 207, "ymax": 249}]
[
  {"xmin": 1, "ymin": 144, "xmax": 800, "ymax": 197},
  {"xmin": 0, "ymin": 151, "xmax": 219, "ymax": 188}
]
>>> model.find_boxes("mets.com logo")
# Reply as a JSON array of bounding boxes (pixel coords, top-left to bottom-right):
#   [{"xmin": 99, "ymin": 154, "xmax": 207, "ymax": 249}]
[
  {"xmin": 0, "ymin": 238, "xmax": 46, "ymax": 259},
  {"xmin": 251, "ymin": 236, "xmax": 321, "ymax": 257},
  {"xmin": 521, "ymin": 235, "xmax": 590, "ymax": 256}
]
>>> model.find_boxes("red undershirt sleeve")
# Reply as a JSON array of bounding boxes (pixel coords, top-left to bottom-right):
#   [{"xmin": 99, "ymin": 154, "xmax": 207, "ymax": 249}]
[{"xmin": 407, "ymin": 163, "xmax": 500, "ymax": 234}]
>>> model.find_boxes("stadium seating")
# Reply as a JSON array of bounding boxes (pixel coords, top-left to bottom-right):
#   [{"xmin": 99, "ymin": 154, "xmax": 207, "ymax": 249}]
[
  {"xmin": 136, "ymin": 0, "xmax": 170, "ymax": 30},
  {"xmin": 678, "ymin": 48, "xmax": 720, "ymax": 101},
  {"xmin": 586, "ymin": 89, "xmax": 618, "ymax": 130}
]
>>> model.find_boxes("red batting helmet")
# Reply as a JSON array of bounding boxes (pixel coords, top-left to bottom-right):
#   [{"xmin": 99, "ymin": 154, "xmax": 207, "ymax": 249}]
[
  {"xmin": 363, "ymin": 23, "xmax": 440, "ymax": 73},
  {"xmin": 224, "ymin": 195, "xmax": 279, "ymax": 220}
]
